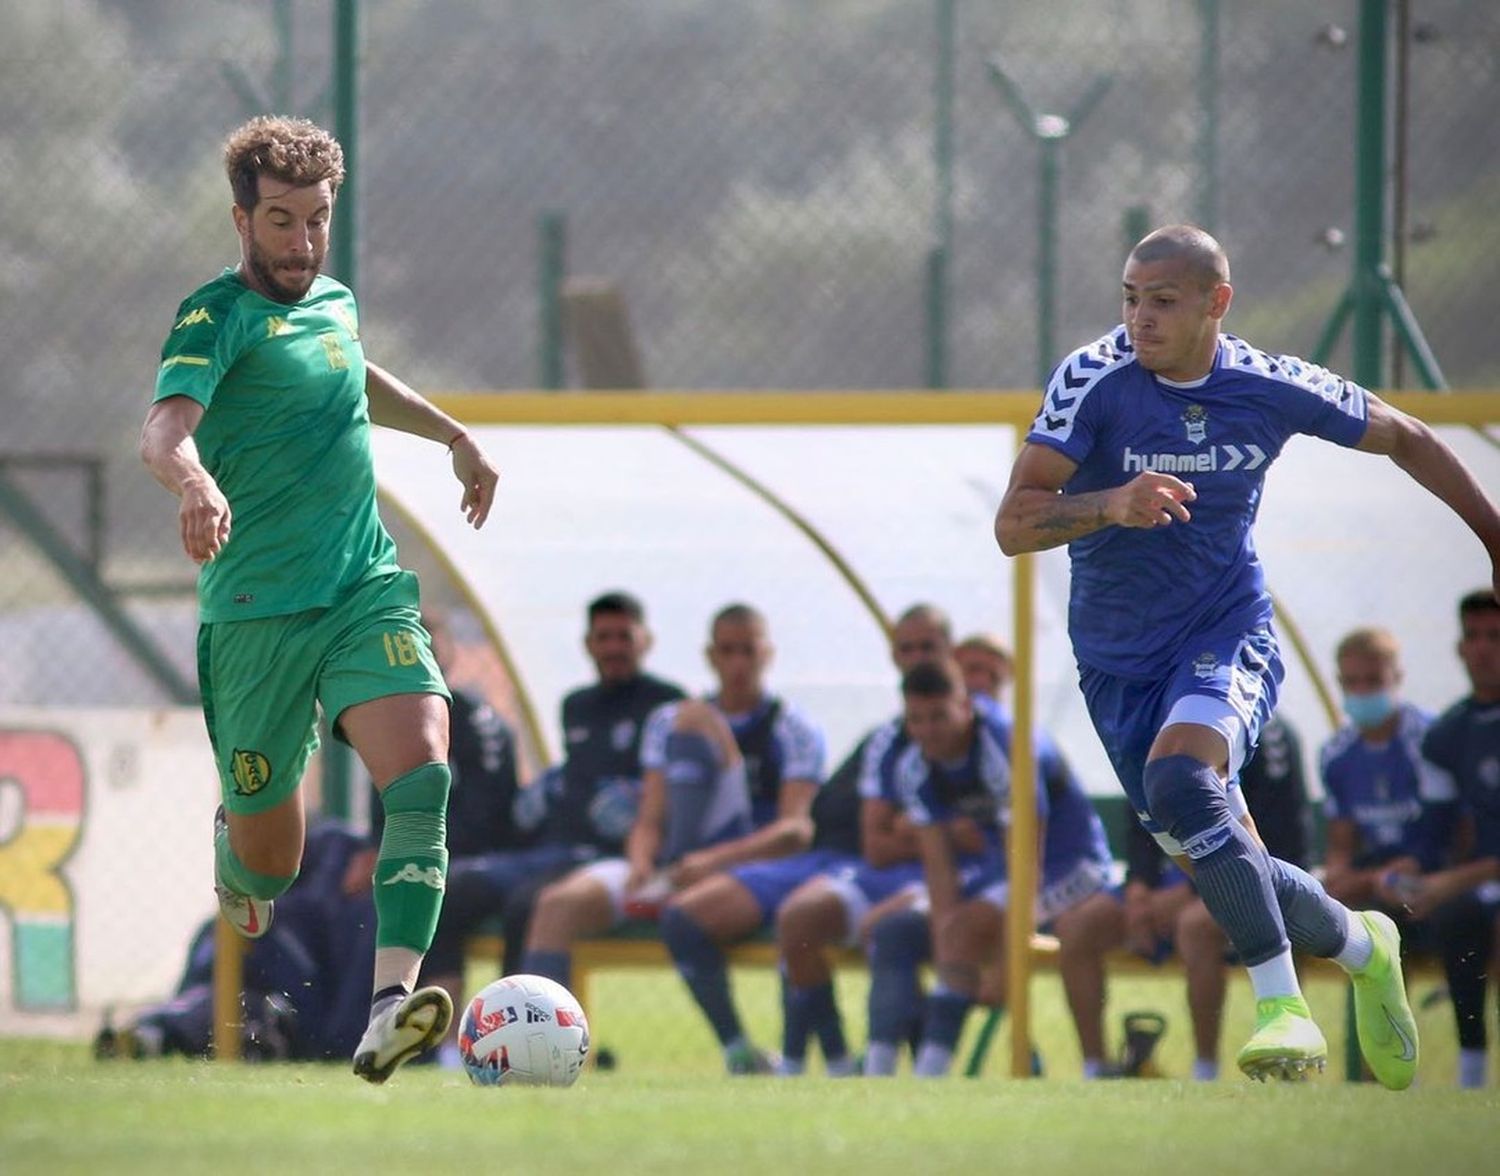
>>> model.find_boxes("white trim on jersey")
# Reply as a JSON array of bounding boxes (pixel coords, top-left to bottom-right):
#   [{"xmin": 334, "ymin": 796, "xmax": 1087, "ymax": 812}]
[{"xmin": 1028, "ymin": 326, "xmax": 1134, "ymax": 445}]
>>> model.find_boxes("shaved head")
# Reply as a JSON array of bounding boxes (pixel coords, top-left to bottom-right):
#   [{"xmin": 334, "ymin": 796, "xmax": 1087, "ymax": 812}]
[{"xmin": 1128, "ymin": 224, "xmax": 1230, "ymax": 289}]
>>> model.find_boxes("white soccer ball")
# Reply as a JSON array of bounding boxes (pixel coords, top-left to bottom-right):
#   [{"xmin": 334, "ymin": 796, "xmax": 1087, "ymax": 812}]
[{"xmin": 458, "ymin": 973, "xmax": 590, "ymax": 1087}]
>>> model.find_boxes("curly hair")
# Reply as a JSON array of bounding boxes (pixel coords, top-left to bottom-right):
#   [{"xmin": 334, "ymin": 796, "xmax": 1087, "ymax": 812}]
[{"xmin": 224, "ymin": 116, "xmax": 345, "ymax": 211}]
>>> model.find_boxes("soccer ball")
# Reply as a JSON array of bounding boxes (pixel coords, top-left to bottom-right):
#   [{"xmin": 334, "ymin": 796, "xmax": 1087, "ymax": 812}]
[{"xmin": 458, "ymin": 973, "xmax": 590, "ymax": 1087}]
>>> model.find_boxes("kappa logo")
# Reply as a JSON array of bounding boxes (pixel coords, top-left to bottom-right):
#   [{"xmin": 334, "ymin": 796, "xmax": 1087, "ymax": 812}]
[
  {"xmin": 381, "ymin": 862, "xmax": 446, "ymax": 890},
  {"xmin": 174, "ymin": 306, "xmax": 213, "ymax": 330},
  {"xmin": 1182, "ymin": 404, "xmax": 1208, "ymax": 445},
  {"xmin": 265, "ymin": 316, "xmax": 296, "ymax": 338},
  {"xmin": 230, "ymin": 748, "xmax": 272, "ymax": 795}
]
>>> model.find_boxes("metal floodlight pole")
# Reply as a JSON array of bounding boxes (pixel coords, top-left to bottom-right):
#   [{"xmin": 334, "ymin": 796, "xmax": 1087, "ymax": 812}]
[{"xmin": 986, "ymin": 59, "xmax": 1113, "ymax": 390}]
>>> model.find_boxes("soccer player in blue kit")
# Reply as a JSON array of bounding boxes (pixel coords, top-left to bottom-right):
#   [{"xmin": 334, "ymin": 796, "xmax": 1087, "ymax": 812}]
[{"xmin": 995, "ymin": 224, "xmax": 1500, "ymax": 1085}]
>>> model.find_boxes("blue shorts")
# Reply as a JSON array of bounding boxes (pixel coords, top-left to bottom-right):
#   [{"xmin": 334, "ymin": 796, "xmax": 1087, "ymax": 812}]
[
  {"xmin": 730, "ymin": 849, "xmax": 860, "ymax": 925},
  {"xmin": 821, "ymin": 859, "xmax": 927, "ymax": 937},
  {"xmin": 1080, "ymin": 623, "xmax": 1282, "ymax": 852}
]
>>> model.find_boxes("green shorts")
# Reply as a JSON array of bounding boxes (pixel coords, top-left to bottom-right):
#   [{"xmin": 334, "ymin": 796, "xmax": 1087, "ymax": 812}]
[{"xmin": 197, "ymin": 569, "xmax": 450, "ymax": 814}]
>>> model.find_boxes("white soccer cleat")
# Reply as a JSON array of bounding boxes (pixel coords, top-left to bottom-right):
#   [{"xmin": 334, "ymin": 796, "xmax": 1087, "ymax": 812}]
[
  {"xmin": 213, "ymin": 806, "xmax": 272, "ymax": 939},
  {"xmin": 352, "ymin": 986, "xmax": 453, "ymax": 1085}
]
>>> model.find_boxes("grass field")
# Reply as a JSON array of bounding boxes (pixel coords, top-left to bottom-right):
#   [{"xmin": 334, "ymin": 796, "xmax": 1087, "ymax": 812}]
[{"xmin": 4, "ymin": 969, "xmax": 1498, "ymax": 1174}]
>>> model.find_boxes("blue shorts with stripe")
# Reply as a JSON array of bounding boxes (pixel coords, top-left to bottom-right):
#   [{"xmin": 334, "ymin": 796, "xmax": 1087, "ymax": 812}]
[
  {"xmin": 1079, "ymin": 622, "xmax": 1282, "ymax": 844},
  {"xmin": 730, "ymin": 849, "xmax": 861, "ymax": 925}
]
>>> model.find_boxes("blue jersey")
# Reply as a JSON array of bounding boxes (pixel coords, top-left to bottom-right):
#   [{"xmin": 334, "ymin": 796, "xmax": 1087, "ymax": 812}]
[
  {"xmin": 893, "ymin": 702, "xmax": 1022, "ymax": 854},
  {"xmin": 1027, "ymin": 328, "xmax": 1369, "ymax": 679},
  {"xmin": 1319, "ymin": 703, "xmax": 1458, "ymax": 871},
  {"xmin": 856, "ymin": 716, "xmax": 910, "ymax": 806},
  {"xmin": 1422, "ymin": 697, "xmax": 1500, "ymax": 861}
]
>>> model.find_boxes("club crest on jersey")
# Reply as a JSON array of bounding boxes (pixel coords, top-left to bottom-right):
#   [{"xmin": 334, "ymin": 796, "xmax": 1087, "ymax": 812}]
[
  {"xmin": 1192, "ymin": 652, "xmax": 1220, "ymax": 680},
  {"xmin": 1182, "ymin": 404, "xmax": 1208, "ymax": 445},
  {"xmin": 611, "ymin": 719, "xmax": 637, "ymax": 752},
  {"xmin": 230, "ymin": 748, "xmax": 272, "ymax": 796},
  {"xmin": 1480, "ymin": 757, "xmax": 1500, "ymax": 791}
]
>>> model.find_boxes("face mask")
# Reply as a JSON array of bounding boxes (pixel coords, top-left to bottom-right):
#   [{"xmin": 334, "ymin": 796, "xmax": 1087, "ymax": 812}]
[{"xmin": 1343, "ymin": 690, "xmax": 1397, "ymax": 730}]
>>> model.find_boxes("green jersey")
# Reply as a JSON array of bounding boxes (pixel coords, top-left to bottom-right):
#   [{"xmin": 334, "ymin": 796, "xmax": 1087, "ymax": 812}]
[{"xmin": 154, "ymin": 268, "xmax": 399, "ymax": 622}]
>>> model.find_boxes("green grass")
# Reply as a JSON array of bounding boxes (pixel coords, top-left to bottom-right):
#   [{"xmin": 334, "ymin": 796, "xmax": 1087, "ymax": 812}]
[{"xmin": 4, "ymin": 969, "xmax": 1498, "ymax": 1175}]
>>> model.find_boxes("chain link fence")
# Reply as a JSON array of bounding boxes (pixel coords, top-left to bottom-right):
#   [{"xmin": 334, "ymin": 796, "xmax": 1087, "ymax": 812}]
[{"xmin": 2, "ymin": 0, "xmax": 1497, "ymax": 1049}]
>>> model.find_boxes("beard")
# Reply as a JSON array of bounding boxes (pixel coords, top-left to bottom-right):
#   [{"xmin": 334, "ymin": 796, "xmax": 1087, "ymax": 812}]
[{"xmin": 246, "ymin": 235, "xmax": 322, "ymax": 304}]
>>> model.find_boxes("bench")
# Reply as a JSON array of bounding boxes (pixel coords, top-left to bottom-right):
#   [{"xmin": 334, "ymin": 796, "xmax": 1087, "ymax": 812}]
[{"xmin": 465, "ymin": 923, "xmax": 1440, "ymax": 1080}]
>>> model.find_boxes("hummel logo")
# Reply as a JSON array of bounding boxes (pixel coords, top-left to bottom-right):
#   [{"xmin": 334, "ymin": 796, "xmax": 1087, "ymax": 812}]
[
  {"xmin": 1122, "ymin": 444, "xmax": 1265, "ymax": 474},
  {"xmin": 382, "ymin": 863, "xmax": 446, "ymax": 890},
  {"xmin": 1383, "ymin": 1006, "xmax": 1416, "ymax": 1062}
]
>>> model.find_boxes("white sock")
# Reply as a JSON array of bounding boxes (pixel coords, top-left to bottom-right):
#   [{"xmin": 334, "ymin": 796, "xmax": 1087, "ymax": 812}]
[
  {"xmin": 1246, "ymin": 949, "xmax": 1302, "ymax": 1001},
  {"xmin": 437, "ymin": 1042, "xmax": 462, "ymax": 1070},
  {"xmin": 1333, "ymin": 909, "xmax": 1374, "ymax": 973},
  {"xmin": 1192, "ymin": 1057, "xmax": 1219, "ymax": 1082},
  {"xmin": 1082, "ymin": 1057, "xmax": 1105, "ymax": 1079},
  {"xmin": 825, "ymin": 1054, "xmax": 859, "ymax": 1077},
  {"xmin": 864, "ymin": 1041, "xmax": 899, "ymax": 1076},
  {"xmin": 371, "ymin": 946, "xmax": 422, "ymax": 998},
  {"xmin": 913, "ymin": 1041, "xmax": 954, "ymax": 1077},
  {"xmin": 774, "ymin": 1055, "xmax": 805, "ymax": 1077},
  {"xmin": 1459, "ymin": 1048, "xmax": 1488, "ymax": 1089}
]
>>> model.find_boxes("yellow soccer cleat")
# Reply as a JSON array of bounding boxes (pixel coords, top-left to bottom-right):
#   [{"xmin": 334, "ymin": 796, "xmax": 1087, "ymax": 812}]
[
  {"xmin": 1236, "ymin": 995, "xmax": 1328, "ymax": 1082},
  {"xmin": 1350, "ymin": 910, "xmax": 1419, "ymax": 1090}
]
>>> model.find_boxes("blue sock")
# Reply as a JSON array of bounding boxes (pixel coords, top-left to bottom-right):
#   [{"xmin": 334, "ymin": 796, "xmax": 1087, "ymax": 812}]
[
  {"xmin": 661, "ymin": 731, "xmax": 720, "ymax": 862},
  {"xmin": 867, "ymin": 907, "xmax": 930, "ymax": 1047},
  {"xmin": 1268, "ymin": 857, "xmax": 1347, "ymax": 957},
  {"xmin": 782, "ymin": 979, "xmax": 845, "ymax": 1063},
  {"xmin": 520, "ymin": 949, "xmax": 572, "ymax": 988},
  {"xmin": 660, "ymin": 906, "xmax": 742, "ymax": 1046},
  {"xmin": 921, "ymin": 985, "xmax": 973, "ymax": 1052},
  {"xmin": 1144, "ymin": 755, "xmax": 1287, "ymax": 967}
]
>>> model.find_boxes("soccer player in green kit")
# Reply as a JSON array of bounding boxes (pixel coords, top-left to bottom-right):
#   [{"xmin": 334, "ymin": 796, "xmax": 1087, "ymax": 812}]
[{"xmin": 139, "ymin": 116, "xmax": 501, "ymax": 1084}]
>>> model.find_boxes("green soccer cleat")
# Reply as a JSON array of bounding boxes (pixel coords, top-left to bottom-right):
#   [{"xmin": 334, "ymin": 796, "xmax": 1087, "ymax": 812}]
[
  {"xmin": 724, "ymin": 1041, "xmax": 780, "ymax": 1076},
  {"xmin": 1350, "ymin": 910, "xmax": 1419, "ymax": 1090},
  {"xmin": 1236, "ymin": 995, "xmax": 1327, "ymax": 1082}
]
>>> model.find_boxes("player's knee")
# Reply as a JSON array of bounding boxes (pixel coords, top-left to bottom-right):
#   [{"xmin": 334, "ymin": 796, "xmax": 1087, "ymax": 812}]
[
  {"xmin": 663, "ymin": 729, "xmax": 723, "ymax": 790},
  {"xmin": 659, "ymin": 904, "xmax": 715, "ymax": 963},
  {"xmin": 1141, "ymin": 755, "xmax": 1234, "ymax": 861}
]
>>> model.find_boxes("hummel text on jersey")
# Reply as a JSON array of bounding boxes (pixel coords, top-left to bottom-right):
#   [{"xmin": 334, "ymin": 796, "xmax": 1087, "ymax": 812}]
[{"xmin": 1122, "ymin": 443, "xmax": 1266, "ymax": 475}]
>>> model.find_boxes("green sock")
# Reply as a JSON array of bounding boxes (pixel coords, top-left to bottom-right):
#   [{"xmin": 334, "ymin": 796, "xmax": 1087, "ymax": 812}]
[
  {"xmin": 213, "ymin": 821, "xmax": 297, "ymax": 900},
  {"xmin": 372, "ymin": 761, "xmax": 451, "ymax": 952}
]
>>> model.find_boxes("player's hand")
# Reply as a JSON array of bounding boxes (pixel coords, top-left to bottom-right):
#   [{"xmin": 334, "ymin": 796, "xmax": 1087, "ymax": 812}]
[
  {"xmin": 1108, "ymin": 471, "xmax": 1196, "ymax": 530},
  {"xmin": 668, "ymin": 851, "xmax": 715, "ymax": 889},
  {"xmin": 450, "ymin": 434, "xmax": 500, "ymax": 529},
  {"xmin": 178, "ymin": 475, "xmax": 232, "ymax": 563}
]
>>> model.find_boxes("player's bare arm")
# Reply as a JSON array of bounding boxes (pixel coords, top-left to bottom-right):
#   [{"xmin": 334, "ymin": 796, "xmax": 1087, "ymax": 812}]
[
  {"xmin": 860, "ymin": 798, "xmax": 920, "ymax": 868},
  {"xmin": 139, "ymin": 395, "xmax": 233, "ymax": 564},
  {"xmin": 994, "ymin": 442, "xmax": 1195, "ymax": 556},
  {"xmin": 917, "ymin": 823, "xmax": 960, "ymax": 915},
  {"xmin": 1356, "ymin": 394, "xmax": 1500, "ymax": 593},
  {"xmin": 625, "ymin": 769, "xmax": 667, "ymax": 890},
  {"xmin": 364, "ymin": 360, "xmax": 501, "ymax": 529}
]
